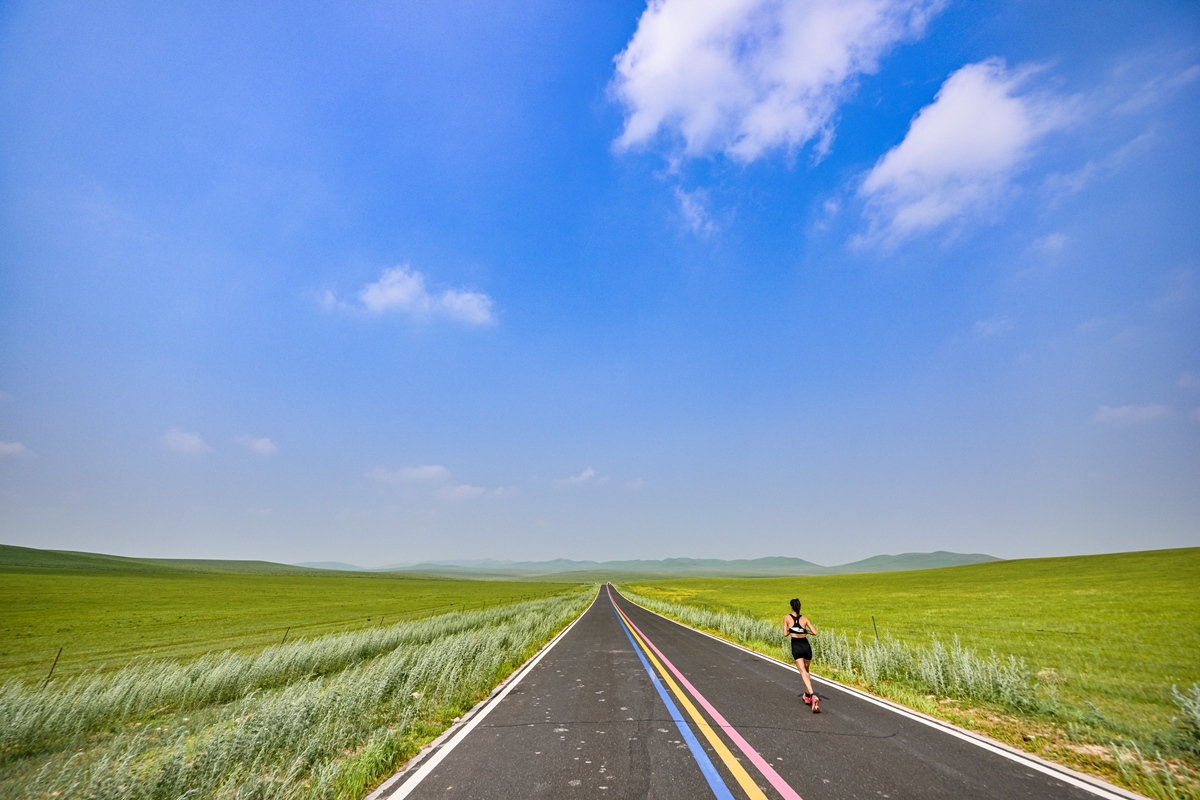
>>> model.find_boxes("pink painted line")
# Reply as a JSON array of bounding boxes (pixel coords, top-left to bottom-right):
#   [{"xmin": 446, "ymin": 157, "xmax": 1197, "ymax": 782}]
[{"xmin": 619, "ymin": 602, "xmax": 804, "ymax": 800}]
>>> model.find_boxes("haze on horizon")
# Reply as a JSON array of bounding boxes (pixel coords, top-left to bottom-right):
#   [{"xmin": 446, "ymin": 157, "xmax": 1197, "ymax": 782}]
[{"xmin": 1, "ymin": 0, "xmax": 1197, "ymax": 568}]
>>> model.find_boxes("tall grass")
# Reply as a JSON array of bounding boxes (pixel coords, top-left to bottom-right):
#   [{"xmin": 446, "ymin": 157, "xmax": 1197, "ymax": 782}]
[
  {"xmin": 1175, "ymin": 685, "xmax": 1200, "ymax": 756},
  {"xmin": 0, "ymin": 589, "xmax": 593, "ymax": 800}
]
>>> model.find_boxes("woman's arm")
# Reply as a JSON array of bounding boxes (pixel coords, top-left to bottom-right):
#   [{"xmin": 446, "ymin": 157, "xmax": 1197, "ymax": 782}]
[
  {"xmin": 782, "ymin": 615, "xmax": 792, "ymax": 637},
  {"xmin": 802, "ymin": 616, "xmax": 818, "ymax": 636}
]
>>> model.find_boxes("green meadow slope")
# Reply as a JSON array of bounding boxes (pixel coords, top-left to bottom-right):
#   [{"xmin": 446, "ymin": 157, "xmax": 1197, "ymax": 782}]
[
  {"xmin": 0, "ymin": 543, "xmax": 339, "ymax": 575},
  {"xmin": 0, "ymin": 561, "xmax": 582, "ymax": 683},
  {"xmin": 625, "ymin": 547, "xmax": 1200, "ymax": 751}
]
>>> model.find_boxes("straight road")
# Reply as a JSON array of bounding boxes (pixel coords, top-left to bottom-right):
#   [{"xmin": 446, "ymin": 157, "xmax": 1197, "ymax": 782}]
[{"xmin": 376, "ymin": 586, "xmax": 1132, "ymax": 800}]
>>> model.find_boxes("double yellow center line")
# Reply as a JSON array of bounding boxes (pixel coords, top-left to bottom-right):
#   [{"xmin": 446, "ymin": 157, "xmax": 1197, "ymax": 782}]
[{"xmin": 611, "ymin": 594, "xmax": 771, "ymax": 800}]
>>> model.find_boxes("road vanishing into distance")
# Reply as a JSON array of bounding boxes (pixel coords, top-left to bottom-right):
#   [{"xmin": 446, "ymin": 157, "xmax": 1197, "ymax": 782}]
[{"xmin": 372, "ymin": 586, "xmax": 1133, "ymax": 800}]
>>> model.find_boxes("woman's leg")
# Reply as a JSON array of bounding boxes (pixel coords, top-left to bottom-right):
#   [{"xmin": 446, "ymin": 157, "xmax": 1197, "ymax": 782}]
[
  {"xmin": 795, "ymin": 658, "xmax": 814, "ymax": 695},
  {"xmin": 805, "ymin": 660, "xmax": 820, "ymax": 711}
]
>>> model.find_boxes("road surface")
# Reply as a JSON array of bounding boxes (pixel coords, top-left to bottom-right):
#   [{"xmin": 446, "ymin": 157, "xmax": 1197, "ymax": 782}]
[{"xmin": 373, "ymin": 586, "xmax": 1134, "ymax": 800}]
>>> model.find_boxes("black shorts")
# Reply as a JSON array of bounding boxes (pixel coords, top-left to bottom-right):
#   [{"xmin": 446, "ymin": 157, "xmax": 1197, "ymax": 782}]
[{"xmin": 791, "ymin": 637, "xmax": 812, "ymax": 661}]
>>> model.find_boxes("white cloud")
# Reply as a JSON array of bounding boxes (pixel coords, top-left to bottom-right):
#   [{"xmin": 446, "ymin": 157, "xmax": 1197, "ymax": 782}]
[
  {"xmin": 437, "ymin": 484, "xmax": 487, "ymax": 501},
  {"xmin": 557, "ymin": 467, "xmax": 595, "ymax": 486},
  {"xmin": 160, "ymin": 428, "xmax": 212, "ymax": 455},
  {"xmin": 367, "ymin": 464, "xmax": 504, "ymax": 498},
  {"xmin": 1042, "ymin": 131, "xmax": 1153, "ymax": 199},
  {"xmin": 611, "ymin": 0, "xmax": 942, "ymax": 163},
  {"xmin": 556, "ymin": 467, "xmax": 609, "ymax": 487},
  {"xmin": 1114, "ymin": 63, "xmax": 1200, "ymax": 114},
  {"xmin": 367, "ymin": 465, "xmax": 451, "ymax": 484},
  {"xmin": 1093, "ymin": 404, "xmax": 1171, "ymax": 425},
  {"xmin": 972, "ymin": 315, "xmax": 1015, "ymax": 338},
  {"xmin": 236, "ymin": 436, "xmax": 278, "ymax": 455},
  {"xmin": 437, "ymin": 288, "xmax": 496, "ymax": 326},
  {"xmin": 318, "ymin": 289, "xmax": 350, "ymax": 312},
  {"xmin": 859, "ymin": 59, "xmax": 1071, "ymax": 244},
  {"xmin": 358, "ymin": 265, "xmax": 495, "ymax": 325},
  {"xmin": 674, "ymin": 186, "xmax": 715, "ymax": 236},
  {"xmin": 1178, "ymin": 372, "xmax": 1200, "ymax": 391},
  {"xmin": 1031, "ymin": 232, "xmax": 1068, "ymax": 254},
  {"xmin": 0, "ymin": 441, "xmax": 31, "ymax": 457}
]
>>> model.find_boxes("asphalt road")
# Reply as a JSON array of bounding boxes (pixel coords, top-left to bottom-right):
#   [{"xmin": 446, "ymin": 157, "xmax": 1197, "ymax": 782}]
[{"xmin": 377, "ymin": 586, "xmax": 1131, "ymax": 800}]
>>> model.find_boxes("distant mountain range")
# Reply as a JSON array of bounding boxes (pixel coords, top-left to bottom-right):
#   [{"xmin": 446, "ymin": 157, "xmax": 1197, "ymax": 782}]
[
  {"xmin": 295, "ymin": 551, "xmax": 1001, "ymax": 579},
  {"xmin": 1, "ymin": 542, "xmax": 999, "ymax": 579}
]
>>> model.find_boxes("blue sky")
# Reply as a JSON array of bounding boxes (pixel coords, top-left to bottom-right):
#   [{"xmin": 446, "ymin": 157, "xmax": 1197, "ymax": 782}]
[{"xmin": 1, "ymin": 0, "xmax": 1197, "ymax": 566}]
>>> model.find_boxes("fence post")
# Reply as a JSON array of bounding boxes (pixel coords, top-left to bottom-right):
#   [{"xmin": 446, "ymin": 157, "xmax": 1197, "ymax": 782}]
[
  {"xmin": 42, "ymin": 647, "xmax": 62, "ymax": 690},
  {"xmin": 872, "ymin": 616, "xmax": 880, "ymax": 645}
]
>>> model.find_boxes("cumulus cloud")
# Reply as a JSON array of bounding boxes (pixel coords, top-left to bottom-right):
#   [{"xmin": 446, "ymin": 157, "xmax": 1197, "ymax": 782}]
[
  {"xmin": 611, "ymin": 0, "xmax": 942, "ymax": 163},
  {"xmin": 0, "ymin": 441, "xmax": 31, "ymax": 457},
  {"xmin": 1093, "ymin": 404, "xmax": 1171, "ymax": 425},
  {"xmin": 358, "ymin": 265, "xmax": 495, "ymax": 325},
  {"xmin": 859, "ymin": 59, "xmax": 1071, "ymax": 244},
  {"xmin": 367, "ymin": 465, "xmax": 451, "ymax": 484},
  {"xmin": 556, "ymin": 467, "xmax": 609, "ymax": 487},
  {"xmin": 160, "ymin": 428, "xmax": 212, "ymax": 455},
  {"xmin": 236, "ymin": 436, "xmax": 278, "ymax": 455}
]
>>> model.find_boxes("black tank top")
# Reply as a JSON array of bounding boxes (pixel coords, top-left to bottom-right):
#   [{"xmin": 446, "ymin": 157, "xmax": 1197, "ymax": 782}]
[{"xmin": 789, "ymin": 614, "xmax": 806, "ymax": 636}]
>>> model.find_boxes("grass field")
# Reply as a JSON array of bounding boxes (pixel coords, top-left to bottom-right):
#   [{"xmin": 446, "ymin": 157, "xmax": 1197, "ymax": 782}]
[
  {"xmin": 0, "ymin": 565, "xmax": 582, "ymax": 684},
  {"xmin": 624, "ymin": 548, "xmax": 1200, "ymax": 795},
  {"xmin": 0, "ymin": 590, "xmax": 594, "ymax": 800}
]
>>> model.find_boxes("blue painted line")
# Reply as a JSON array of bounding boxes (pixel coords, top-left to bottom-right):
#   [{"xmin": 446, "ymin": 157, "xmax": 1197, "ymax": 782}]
[{"xmin": 610, "ymin": 594, "xmax": 735, "ymax": 800}]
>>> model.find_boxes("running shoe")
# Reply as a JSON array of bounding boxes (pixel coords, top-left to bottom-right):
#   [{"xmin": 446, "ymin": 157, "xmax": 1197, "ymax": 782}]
[
  {"xmin": 803, "ymin": 693, "xmax": 813, "ymax": 705},
  {"xmin": 811, "ymin": 694, "xmax": 821, "ymax": 713}
]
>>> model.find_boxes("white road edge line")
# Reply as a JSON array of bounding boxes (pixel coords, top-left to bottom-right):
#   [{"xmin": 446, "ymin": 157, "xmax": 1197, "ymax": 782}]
[
  {"xmin": 367, "ymin": 589, "xmax": 602, "ymax": 800},
  {"xmin": 614, "ymin": 588, "xmax": 1146, "ymax": 800}
]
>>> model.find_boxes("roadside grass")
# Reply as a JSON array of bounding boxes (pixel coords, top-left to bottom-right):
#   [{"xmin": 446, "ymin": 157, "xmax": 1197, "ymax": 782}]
[
  {"xmin": 0, "ymin": 566, "xmax": 580, "ymax": 683},
  {"xmin": 620, "ymin": 547, "xmax": 1200, "ymax": 799},
  {"xmin": 0, "ymin": 590, "xmax": 595, "ymax": 800}
]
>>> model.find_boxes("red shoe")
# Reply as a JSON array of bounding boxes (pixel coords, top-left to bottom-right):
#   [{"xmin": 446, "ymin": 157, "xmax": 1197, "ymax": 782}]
[
  {"xmin": 811, "ymin": 694, "xmax": 821, "ymax": 713},
  {"xmin": 803, "ymin": 693, "xmax": 813, "ymax": 705}
]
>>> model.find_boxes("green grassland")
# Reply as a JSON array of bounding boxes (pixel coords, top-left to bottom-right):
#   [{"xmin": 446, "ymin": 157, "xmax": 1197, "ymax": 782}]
[
  {"xmin": 626, "ymin": 548, "xmax": 1200, "ymax": 749},
  {"xmin": 0, "ymin": 591, "xmax": 594, "ymax": 800},
  {"xmin": 0, "ymin": 564, "xmax": 582, "ymax": 683}
]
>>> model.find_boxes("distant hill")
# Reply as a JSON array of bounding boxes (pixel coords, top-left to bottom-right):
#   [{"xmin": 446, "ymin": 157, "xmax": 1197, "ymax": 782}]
[
  {"xmin": 2, "ymin": 544, "xmax": 1001, "ymax": 580},
  {"xmin": 378, "ymin": 552, "xmax": 1000, "ymax": 579},
  {"xmin": 377, "ymin": 556, "xmax": 821, "ymax": 579},
  {"xmin": 829, "ymin": 551, "xmax": 1001, "ymax": 573},
  {"xmin": 294, "ymin": 561, "xmax": 366, "ymax": 571},
  {"xmin": 0, "ymin": 544, "xmax": 348, "ymax": 576}
]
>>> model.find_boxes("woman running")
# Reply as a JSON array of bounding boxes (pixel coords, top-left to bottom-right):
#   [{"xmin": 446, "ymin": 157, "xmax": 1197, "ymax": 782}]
[{"xmin": 783, "ymin": 598, "xmax": 820, "ymax": 712}]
